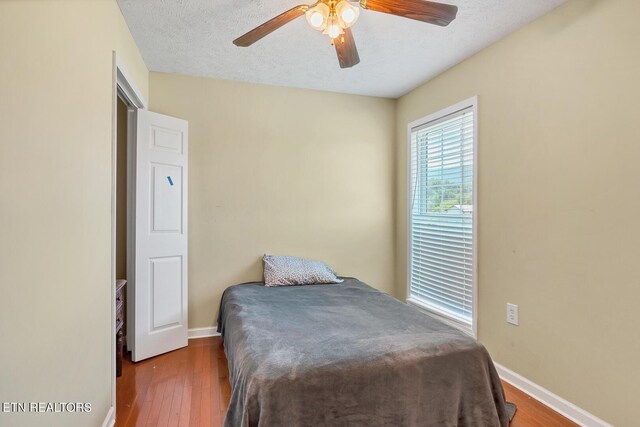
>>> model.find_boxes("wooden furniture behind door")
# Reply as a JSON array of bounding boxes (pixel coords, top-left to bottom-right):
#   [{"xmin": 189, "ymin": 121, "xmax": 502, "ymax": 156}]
[{"xmin": 116, "ymin": 279, "xmax": 126, "ymax": 377}]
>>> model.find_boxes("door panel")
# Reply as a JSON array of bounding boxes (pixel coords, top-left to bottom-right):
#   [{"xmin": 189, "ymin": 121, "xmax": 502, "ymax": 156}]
[
  {"xmin": 151, "ymin": 163, "xmax": 182, "ymax": 233},
  {"xmin": 150, "ymin": 256, "xmax": 183, "ymax": 330},
  {"xmin": 151, "ymin": 125, "xmax": 184, "ymax": 153}
]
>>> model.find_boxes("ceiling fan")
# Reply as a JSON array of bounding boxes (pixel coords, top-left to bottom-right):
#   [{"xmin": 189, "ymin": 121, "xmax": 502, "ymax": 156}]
[{"xmin": 233, "ymin": 0, "xmax": 458, "ymax": 69}]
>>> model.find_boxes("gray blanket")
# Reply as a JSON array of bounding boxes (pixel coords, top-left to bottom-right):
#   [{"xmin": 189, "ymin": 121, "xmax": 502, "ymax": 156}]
[{"xmin": 217, "ymin": 278, "xmax": 508, "ymax": 427}]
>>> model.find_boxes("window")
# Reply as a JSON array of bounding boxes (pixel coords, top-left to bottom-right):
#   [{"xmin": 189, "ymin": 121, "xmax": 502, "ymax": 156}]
[{"xmin": 407, "ymin": 97, "xmax": 477, "ymax": 336}]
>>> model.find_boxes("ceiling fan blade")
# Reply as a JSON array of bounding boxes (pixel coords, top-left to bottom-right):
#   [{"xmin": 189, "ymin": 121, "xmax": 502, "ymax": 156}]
[
  {"xmin": 233, "ymin": 5, "xmax": 310, "ymax": 47},
  {"xmin": 360, "ymin": 0, "xmax": 457, "ymax": 26},
  {"xmin": 334, "ymin": 28, "xmax": 360, "ymax": 69}
]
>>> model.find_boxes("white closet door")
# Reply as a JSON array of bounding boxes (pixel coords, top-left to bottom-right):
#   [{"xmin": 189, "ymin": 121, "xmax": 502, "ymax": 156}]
[{"xmin": 131, "ymin": 109, "xmax": 188, "ymax": 362}]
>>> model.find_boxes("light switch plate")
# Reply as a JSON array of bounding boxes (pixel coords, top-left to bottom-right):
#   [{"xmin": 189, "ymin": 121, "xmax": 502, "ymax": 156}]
[{"xmin": 507, "ymin": 303, "xmax": 519, "ymax": 326}]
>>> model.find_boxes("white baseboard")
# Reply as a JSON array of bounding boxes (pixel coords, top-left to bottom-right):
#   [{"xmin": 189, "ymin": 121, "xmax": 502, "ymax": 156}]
[
  {"xmin": 188, "ymin": 326, "xmax": 220, "ymax": 339},
  {"xmin": 101, "ymin": 406, "xmax": 115, "ymax": 427},
  {"xmin": 494, "ymin": 363, "xmax": 611, "ymax": 427}
]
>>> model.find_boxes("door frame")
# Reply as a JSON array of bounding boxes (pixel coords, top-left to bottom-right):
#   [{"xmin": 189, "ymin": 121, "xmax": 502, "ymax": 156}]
[{"xmin": 109, "ymin": 52, "xmax": 147, "ymax": 425}]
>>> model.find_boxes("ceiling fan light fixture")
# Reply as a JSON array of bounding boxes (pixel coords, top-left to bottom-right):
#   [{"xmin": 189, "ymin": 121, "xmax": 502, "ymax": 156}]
[
  {"xmin": 305, "ymin": 3, "xmax": 330, "ymax": 30},
  {"xmin": 336, "ymin": 1, "xmax": 359, "ymax": 27},
  {"xmin": 232, "ymin": 0, "xmax": 458, "ymax": 69}
]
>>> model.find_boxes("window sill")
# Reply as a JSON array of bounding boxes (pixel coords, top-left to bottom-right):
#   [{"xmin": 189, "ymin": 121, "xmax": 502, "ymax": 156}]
[{"xmin": 406, "ymin": 297, "xmax": 476, "ymax": 338}]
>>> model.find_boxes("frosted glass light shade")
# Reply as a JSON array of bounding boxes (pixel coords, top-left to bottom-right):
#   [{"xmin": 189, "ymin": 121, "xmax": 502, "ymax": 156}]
[
  {"xmin": 336, "ymin": 1, "xmax": 359, "ymax": 28},
  {"xmin": 305, "ymin": 3, "xmax": 330, "ymax": 30}
]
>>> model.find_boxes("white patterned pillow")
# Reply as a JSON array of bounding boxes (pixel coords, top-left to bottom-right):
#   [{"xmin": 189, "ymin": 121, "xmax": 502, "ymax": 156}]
[{"xmin": 263, "ymin": 255, "xmax": 344, "ymax": 287}]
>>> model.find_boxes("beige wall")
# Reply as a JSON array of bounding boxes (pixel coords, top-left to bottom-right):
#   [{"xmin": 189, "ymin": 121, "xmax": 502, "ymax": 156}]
[
  {"xmin": 149, "ymin": 72, "xmax": 396, "ymax": 328},
  {"xmin": 0, "ymin": 1, "xmax": 148, "ymax": 426},
  {"xmin": 395, "ymin": 1, "xmax": 639, "ymax": 425}
]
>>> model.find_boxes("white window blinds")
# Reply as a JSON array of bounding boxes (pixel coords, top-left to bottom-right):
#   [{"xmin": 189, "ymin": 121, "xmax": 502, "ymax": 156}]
[{"xmin": 408, "ymin": 105, "xmax": 475, "ymax": 329}]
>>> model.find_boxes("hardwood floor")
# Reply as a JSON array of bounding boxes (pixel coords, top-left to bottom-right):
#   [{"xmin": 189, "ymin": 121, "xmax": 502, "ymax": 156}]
[
  {"xmin": 503, "ymin": 382, "xmax": 577, "ymax": 427},
  {"xmin": 116, "ymin": 337, "xmax": 229, "ymax": 427},
  {"xmin": 116, "ymin": 337, "xmax": 577, "ymax": 427}
]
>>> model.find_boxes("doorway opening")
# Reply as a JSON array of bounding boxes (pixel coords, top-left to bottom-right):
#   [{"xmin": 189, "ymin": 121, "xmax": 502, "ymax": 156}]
[
  {"xmin": 111, "ymin": 53, "xmax": 189, "ymax": 425},
  {"xmin": 110, "ymin": 53, "xmax": 147, "ymax": 425},
  {"xmin": 115, "ymin": 94, "xmax": 129, "ymax": 376}
]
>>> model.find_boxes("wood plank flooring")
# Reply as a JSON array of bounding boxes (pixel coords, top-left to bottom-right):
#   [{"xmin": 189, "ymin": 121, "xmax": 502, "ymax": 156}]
[
  {"xmin": 116, "ymin": 337, "xmax": 577, "ymax": 427},
  {"xmin": 503, "ymin": 381, "xmax": 577, "ymax": 427}
]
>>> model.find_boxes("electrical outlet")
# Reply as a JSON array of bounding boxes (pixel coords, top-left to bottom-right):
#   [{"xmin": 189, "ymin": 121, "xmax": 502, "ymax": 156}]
[{"xmin": 507, "ymin": 303, "xmax": 519, "ymax": 326}]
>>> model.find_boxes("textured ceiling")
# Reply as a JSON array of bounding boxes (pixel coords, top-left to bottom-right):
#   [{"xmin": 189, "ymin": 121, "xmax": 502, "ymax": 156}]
[{"xmin": 118, "ymin": 0, "xmax": 565, "ymax": 98}]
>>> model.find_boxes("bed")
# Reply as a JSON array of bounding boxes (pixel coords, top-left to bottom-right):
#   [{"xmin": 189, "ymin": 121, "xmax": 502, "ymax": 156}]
[{"xmin": 217, "ymin": 277, "xmax": 509, "ymax": 427}]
